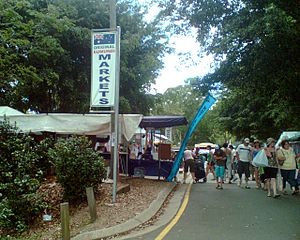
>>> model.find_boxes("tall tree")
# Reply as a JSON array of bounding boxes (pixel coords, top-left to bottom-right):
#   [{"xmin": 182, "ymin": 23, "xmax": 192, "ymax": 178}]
[
  {"xmin": 157, "ymin": 0, "xmax": 300, "ymax": 139},
  {"xmin": 0, "ymin": 0, "xmax": 168, "ymax": 114},
  {"xmin": 152, "ymin": 81, "xmax": 216, "ymax": 146}
]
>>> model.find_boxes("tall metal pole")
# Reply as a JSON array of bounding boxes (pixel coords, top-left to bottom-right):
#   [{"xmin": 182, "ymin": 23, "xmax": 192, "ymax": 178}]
[
  {"xmin": 113, "ymin": 26, "xmax": 120, "ymax": 203},
  {"xmin": 110, "ymin": 0, "xmax": 116, "ymax": 28},
  {"xmin": 110, "ymin": 0, "xmax": 119, "ymax": 203}
]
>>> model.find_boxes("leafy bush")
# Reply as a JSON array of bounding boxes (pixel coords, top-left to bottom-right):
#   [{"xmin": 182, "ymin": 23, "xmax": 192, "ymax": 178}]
[
  {"xmin": 0, "ymin": 119, "xmax": 46, "ymax": 233},
  {"xmin": 49, "ymin": 136, "xmax": 106, "ymax": 201},
  {"xmin": 34, "ymin": 137, "xmax": 56, "ymax": 177}
]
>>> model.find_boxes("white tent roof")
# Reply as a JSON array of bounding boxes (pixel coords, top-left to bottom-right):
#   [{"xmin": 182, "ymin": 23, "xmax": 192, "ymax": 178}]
[
  {"xmin": 276, "ymin": 131, "xmax": 300, "ymax": 147},
  {"xmin": 154, "ymin": 133, "xmax": 169, "ymax": 141},
  {"xmin": 0, "ymin": 113, "xmax": 142, "ymax": 141},
  {"xmin": 135, "ymin": 127, "xmax": 146, "ymax": 134},
  {"xmin": 194, "ymin": 142, "xmax": 216, "ymax": 148},
  {"xmin": 0, "ymin": 106, "xmax": 24, "ymax": 116}
]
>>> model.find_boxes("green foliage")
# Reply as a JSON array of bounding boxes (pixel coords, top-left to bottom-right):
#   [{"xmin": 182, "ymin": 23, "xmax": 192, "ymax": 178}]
[
  {"xmin": 159, "ymin": 0, "xmax": 300, "ymax": 139},
  {"xmin": 49, "ymin": 136, "xmax": 106, "ymax": 201},
  {"xmin": 34, "ymin": 137, "xmax": 56, "ymax": 177},
  {"xmin": 0, "ymin": 0, "xmax": 168, "ymax": 114},
  {"xmin": 151, "ymin": 82, "xmax": 217, "ymax": 146},
  {"xmin": 0, "ymin": 119, "xmax": 46, "ymax": 233}
]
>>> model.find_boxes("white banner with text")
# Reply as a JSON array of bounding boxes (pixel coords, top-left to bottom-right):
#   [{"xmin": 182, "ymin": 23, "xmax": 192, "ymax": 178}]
[{"xmin": 90, "ymin": 30, "xmax": 117, "ymax": 107}]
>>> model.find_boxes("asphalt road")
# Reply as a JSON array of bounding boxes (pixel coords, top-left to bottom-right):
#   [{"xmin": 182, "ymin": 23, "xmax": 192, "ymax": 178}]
[{"xmin": 140, "ymin": 181, "xmax": 300, "ymax": 240}]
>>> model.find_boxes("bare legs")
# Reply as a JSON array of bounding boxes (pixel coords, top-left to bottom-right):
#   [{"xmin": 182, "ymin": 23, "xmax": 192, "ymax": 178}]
[
  {"xmin": 254, "ymin": 168, "xmax": 261, "ymax": 188},
  {"xmin": 183, "ymin": 171, "xmax": 195, "ymax": 183},
  {"xmin": 266, "ymin": 178, "xmax": 280, "ymax": 197},
  {"xmin": 216, "ymin": 177, "xmax": 223, "ymax": 189},
  {"xmin": 206, "ymin": 164, "xmax": 215, "ymax": 179}
]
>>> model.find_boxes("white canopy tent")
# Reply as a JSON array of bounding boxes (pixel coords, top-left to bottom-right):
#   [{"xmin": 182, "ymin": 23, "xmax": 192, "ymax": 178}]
[
  {"xmin": 0, "ymin": 113, "xmax": 142, "ymax": 142},
  {"xmin": 0, "ymin": 106, "xmax": 24, "ymax": 116},
  {"xmin": 194, "ymin": 142, "xmax": 216, "ymax": 148},
  {"xmin": 153, "ymin": 133, "xmax": 171, "ymax": 144},
  {"xmin": 276, "ymin": 131, "xmax": 300, "ymax": 147}
]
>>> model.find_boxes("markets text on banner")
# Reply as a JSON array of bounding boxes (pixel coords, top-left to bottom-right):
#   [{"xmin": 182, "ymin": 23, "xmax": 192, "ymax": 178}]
[{"xmin": 90, "ymin": 30, "xmax": 117, "ymax": 108}]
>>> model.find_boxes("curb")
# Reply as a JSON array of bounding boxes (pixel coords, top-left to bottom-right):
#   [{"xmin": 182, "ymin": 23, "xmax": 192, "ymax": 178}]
[
  {"xmin": 72, "ymin": 182, "xmax": 177, "ymax": 240},
  {"xmin": 115, "ymin": 183, "xmax": 190, "ymax": 240}
]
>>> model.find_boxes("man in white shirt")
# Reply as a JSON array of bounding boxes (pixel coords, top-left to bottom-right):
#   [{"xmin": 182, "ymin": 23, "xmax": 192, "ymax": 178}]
[
  {"xmin": 183, "ymin": 148, "xmax": 196, "ymax": 184},
  {"xmin": 236, "ymin": 138, "xmax": 253, "ymax": 188}
]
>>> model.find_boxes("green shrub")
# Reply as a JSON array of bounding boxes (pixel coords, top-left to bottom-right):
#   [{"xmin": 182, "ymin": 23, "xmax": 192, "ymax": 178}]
[
  {"xmin": 0, "ymin": 119, "xmax": 46, "ymax": 233},
  {"xmin": 34, "ymin": 137, "xmax": 56, "ymax": 177},
  {"xmin": 49, "ymin": 136, "xmax": 106, "ymax": 201}
]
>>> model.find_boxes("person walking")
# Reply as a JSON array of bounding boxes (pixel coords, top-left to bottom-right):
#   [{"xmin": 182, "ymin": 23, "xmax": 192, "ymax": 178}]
[
  {"xmin": 277, "ymin": 140, "xmax": 299, "ymax": 195},
  {"xmin": 222, "ymin": 143, "xmax": 232, "ymax": 183},
  {"xmin": 183, "ymin": 148, "xmax": 196, "ymax": 184},
  {"xmin": 205, "ymin": 145, "xmax": 216, "ymax": 180},
  {"xmin": 249, "ymin": 139, "xmax": 256, "ymax": 181},
  {"xmin": 214, "ymin": 145, "xmax": 226, "ymax": 189},
  {"xmin": 236, "ymin": 138, "xmax": 252, "ymax": 189},
  {"xmin": 264, "ymin": 138, "xmax": 280, "ymax": 198},
  {"xmin": 229, "ymin": 144, "xmax": 238, "ymax": 182},
  {"xmin": 253, "ymin": 139, "xmax": 262, "ymax": 189}
]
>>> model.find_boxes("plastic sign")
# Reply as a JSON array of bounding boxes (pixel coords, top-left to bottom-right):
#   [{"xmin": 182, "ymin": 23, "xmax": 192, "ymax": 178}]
[
  {"xmin": 90, "ymin": 30, "xmax": 117, "ymax": 107},
  {"xmin": 166, "ymin": 94, "xmax": 217, "ymax": 182}
]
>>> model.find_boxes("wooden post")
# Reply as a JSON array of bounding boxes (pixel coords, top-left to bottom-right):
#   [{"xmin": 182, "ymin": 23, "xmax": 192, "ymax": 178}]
[
  {"xmin": 86, "ymin": 187, "xmax": 97, "ymax": 222},
  {"xmin": 60, "ymin": 202, "xmax": 70, "ymax": 240}
]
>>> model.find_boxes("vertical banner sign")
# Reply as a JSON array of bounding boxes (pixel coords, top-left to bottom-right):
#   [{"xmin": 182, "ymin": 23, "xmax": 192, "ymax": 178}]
[
  {"xmin": 165, "ymin": 127, "xmax": 172, "ymax": 142},
  {"xmin": 166, "ymin": 94, "xmax": 216, "ymax": 182},
  {"xmin": 90, "ymin": 30, "xmax": 117, "ymax": 108}
]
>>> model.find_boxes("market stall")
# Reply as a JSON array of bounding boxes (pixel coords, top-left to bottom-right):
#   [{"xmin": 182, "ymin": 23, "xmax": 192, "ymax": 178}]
[
  {"xmin": 124, "ymin": 116, "xmax": 188, "ymax": 179},
  {"xmin": 0, "ymin": 113, "xmax": 142, "ymax": 142},
  {"xmin": 0, "ymin": 106, "xmax": 24, "ymax": 116}
]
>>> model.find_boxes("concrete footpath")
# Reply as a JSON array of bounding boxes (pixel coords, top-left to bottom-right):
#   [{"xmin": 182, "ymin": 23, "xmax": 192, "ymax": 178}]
[{"xmin": 72, "ymin": 180, "xmax": 189, "ymax": 240}]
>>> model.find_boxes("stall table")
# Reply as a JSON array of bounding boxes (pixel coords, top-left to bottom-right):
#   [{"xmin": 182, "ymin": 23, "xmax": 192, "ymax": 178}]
[{"xmin": 127, "ymin": 158, "xmax": 173, "ymax": 179}]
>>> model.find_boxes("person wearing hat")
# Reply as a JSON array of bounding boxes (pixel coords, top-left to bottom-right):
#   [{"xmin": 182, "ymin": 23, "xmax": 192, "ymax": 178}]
[
  {"xmin": 236, "ymin": 138, "xmax": 252, "ymax": 189},
  {"xmin": 264, "ymin": 137, "xmax": 280, "ymax": 198}
]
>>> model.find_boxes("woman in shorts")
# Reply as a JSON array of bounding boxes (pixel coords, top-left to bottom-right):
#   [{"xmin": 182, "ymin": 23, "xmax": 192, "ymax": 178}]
[{"xmin": 264, "ymin": 138, "xmax": 280, "ymax": 198}]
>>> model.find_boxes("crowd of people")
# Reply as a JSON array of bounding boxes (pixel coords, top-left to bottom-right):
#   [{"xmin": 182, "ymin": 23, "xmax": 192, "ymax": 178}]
[{"xmin": 182, "ymin": 138, "xmax": 300, "ymax": 198}]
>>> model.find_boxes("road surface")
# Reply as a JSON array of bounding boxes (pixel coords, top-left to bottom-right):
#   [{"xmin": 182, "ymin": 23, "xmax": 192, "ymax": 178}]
[{"xmin": 140, "ymin": 181, "xmax": 300, "ymax": 240}]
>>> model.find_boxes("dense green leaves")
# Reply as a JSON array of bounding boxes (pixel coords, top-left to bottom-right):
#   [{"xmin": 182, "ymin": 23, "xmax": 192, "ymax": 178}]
[
  {"xmin": 151, "ymin": 82, "xmax": 219, "ymax": 146},
  {"xmin": 49, "ymin": 136, "xmax": 106, "ymax": 201},
  {"xmin": 0, "ymin": 119, "xmax": 46, "ymax": 232},
  {"xmin": 158, "ymin": 0, "xmax": 300, "ymax": 139},
  {"xmin": 0, "ymin": 120, "xmax": 106, "ymax": 232},
  {"xmin": 0, "ymin": 0, "xmax": 168, "ymax": 114}
]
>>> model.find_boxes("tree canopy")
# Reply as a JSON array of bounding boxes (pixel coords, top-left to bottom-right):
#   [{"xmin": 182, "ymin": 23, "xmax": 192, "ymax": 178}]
[
  {"xmin": 151, "ymin": 81, "xmax": 221, "ymax": 146},
  {"xmin": 0, "ymin": 0, "xmax": 168, "ymax": 114},
  {"xmin": 158, "ymin": 0, "xmax": 300, "ymax": 140}
]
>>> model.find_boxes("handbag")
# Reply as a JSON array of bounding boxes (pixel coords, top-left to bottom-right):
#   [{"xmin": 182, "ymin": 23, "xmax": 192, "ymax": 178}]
[
  {"xmin": 252, "ymin": 150, "xmax": 269, "ymax": 167},
  {"xmin": 277, "ymin": 149, "xmax": 285, "ymax": 166}
]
